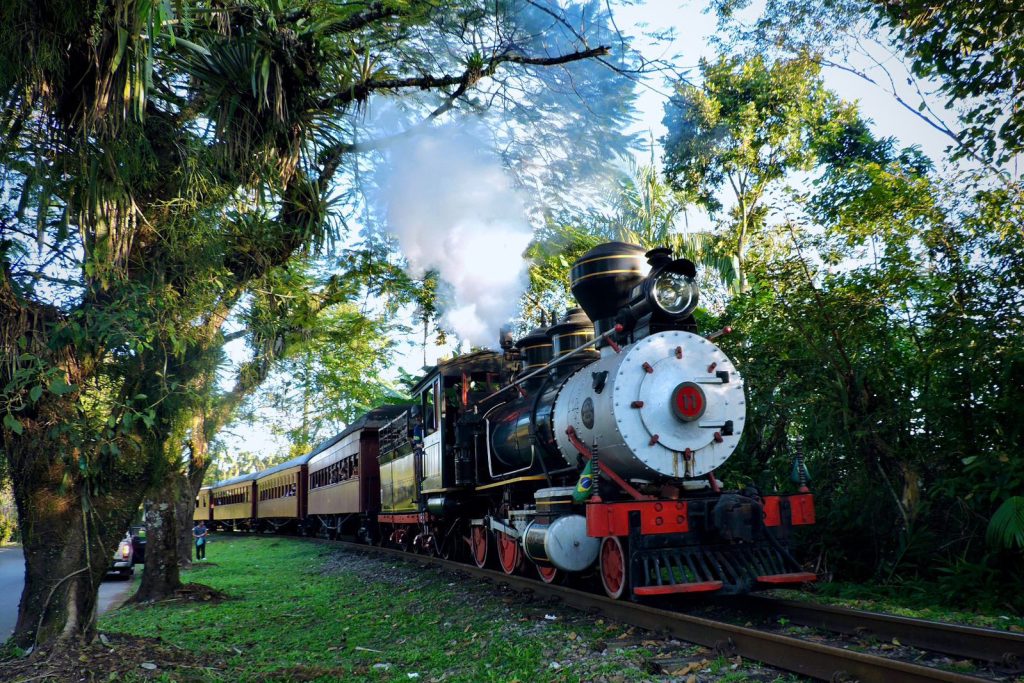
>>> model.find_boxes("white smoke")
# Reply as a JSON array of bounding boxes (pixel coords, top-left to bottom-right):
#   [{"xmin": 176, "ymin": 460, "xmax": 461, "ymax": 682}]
[{"xmin": 378, "ymin": 126, "xmax": 533, "ymax": 348}]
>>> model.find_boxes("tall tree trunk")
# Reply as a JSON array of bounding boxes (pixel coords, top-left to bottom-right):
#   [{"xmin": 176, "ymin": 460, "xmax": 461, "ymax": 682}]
[
  {"xmin": 176, "ymin": 476, "xmax": 198, "ymax": 567},
  {"xmin": 1, "ymin": 282, "xmax": 144, "ymax": 648},
  {"xmin": 134, "ymin": 471, "xmax": 188, "ymax": 602},
  {"xmin": 180, "ymin": 411, "xmax": 213, "ymax": 565},
  {"xmin": 8, "ymin": 440, "xmax": 140, "ymax": 648},
  {"xmin": 139, "ymin": 408, "xmax": 216, "ymax": 593}
]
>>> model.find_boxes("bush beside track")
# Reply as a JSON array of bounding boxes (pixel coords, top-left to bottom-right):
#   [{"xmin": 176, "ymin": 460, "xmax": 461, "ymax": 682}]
[
  {"xmin": 94, "ymin": 535, "xmax": 800, "ymax": 682},
  {"xmin": 761, "ymin": 587, "xmax": 1024, "ymax": 633}
]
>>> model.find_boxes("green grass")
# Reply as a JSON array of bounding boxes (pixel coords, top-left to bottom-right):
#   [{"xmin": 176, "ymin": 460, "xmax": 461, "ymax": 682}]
[
  {"xmin": 100, "ymin": 535, "xmax": 654, "ymax": 682},
  {"xmin": 766, "ymin": 583, "xmax": 1024, "ymax": 632}
]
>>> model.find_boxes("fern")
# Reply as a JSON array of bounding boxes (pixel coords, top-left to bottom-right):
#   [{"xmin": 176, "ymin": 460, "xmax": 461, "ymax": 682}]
[{"xmin": 986, "ymin": 497, "xmax": 1024, "ymax": 550}]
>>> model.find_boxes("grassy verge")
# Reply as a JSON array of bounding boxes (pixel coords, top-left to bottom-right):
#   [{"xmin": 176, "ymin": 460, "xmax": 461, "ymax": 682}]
[
  {"xmin": 100, "ymin": 535, "xmax": 662, "ymax": 682},
  {"xmin": 765, "ymin": 583, "xmax": 1024, "ymax": 632}
]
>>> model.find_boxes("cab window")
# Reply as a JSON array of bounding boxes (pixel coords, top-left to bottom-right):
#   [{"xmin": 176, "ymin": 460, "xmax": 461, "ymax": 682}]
[{"xmin": 422, "ymin": 380, "xmax": 439, "ymax": 436}]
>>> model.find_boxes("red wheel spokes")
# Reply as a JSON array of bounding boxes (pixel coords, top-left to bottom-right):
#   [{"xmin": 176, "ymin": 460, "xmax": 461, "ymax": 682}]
[
  {"xmin": 536, "ymin": 564, "xmax": 559, "ymax": 584},
  {"xmin": 471, "ymin": 526, "xmax": 488, "ymax": 568},
  {"xmin": 496, "ymin": 532, "xmax": 521, "ymax": 575},
  {"xmin": 600, "ymin": 537, "xmax": 626, "ymax": 599}
]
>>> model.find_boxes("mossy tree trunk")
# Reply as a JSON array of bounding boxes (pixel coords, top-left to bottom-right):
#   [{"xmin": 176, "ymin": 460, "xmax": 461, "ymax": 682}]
[{"xmin": 5, "ymin": 400, "xmax": 145, "ymax": 648}]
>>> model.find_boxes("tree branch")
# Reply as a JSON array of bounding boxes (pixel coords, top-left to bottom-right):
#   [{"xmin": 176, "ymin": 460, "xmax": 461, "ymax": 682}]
[
  {"xmin": 321, "ymin": 2, "xmax": 401, "ymax": 36},
  {"xmin": 315, "ymin": 46, "xmax": 610, "ymax": 112}
]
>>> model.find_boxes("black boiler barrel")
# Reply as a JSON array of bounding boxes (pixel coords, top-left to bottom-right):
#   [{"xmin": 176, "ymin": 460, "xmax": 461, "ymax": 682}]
[{"xmin": 485, "ymin": 381, "xmax": 565, "ymax": 474}]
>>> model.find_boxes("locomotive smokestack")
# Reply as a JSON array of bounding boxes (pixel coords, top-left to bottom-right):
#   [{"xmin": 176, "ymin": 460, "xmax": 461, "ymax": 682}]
[
  {"xmin": 569, "ymin": 242, "xmax": 649, "ymax": 335},
  {"xmin": 498, "ymin": 326, "xmax": 515, "ymax": 351}
]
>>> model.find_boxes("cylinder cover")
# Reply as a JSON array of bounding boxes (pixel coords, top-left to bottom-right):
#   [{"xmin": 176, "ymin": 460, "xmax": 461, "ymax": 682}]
[
  {"xmin": 522, "ymin": 515, "xmax": 600, "ymax": 572},
  {"xmin": 553, "ymin": 330, "xmax": 745, "ymax": 479}
]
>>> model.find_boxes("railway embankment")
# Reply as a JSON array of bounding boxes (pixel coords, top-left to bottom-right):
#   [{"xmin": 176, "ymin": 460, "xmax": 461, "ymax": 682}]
[
  {"xmin": 84, "ymin": 535, "xmax": 796, "ymax": 682},
  {"xmin": 10, "ymin": 534, "xmax": 1017, "ymax": 682}
]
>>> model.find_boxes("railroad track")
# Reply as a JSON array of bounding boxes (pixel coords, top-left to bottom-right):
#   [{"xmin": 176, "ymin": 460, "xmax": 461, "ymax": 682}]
[
  {"xmin": 315, "ymin": 538, "xmax": 1023, "ymax": 682},
  {"xmin": 732, "ymin": 595, "xmax": 1024, "ymax": 671}
]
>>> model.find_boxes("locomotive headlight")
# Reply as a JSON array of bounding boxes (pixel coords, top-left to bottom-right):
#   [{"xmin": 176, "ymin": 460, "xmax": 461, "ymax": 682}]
[
  {"xmin": 650, "ymin": 270, "xmax": 698, "ymax": 316},
  {"xmin": 615, "ymin": 253, "xmax": 700, "ymax": 332}
]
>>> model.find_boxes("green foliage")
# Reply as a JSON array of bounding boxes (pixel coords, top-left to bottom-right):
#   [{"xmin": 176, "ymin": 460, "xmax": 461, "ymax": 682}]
[
  {"xmin": 871, "ymin": 0, "xmax": 1024, "ymax": 163},
  {"xmin": 987, "ymin": 497, "xmax": 1024, "ymax": 551},
  {"xmin": 661, "ymin": 54, "xmax": 864, "ymax": 289}
]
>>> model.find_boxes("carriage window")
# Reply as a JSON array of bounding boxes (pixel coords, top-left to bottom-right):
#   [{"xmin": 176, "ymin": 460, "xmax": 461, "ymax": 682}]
[{"xmin": 423, "ymin": 380, "xmax": 439, "ymax": 436}]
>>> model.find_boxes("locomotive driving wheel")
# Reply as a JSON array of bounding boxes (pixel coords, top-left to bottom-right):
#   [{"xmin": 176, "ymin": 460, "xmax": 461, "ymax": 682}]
[
  {"xmin": 391, "ymin": 528, "xmax": 410, "ymax": 552},
  {"xmin": 470, "ymin": 525, "xmax": 489, "ymax": 569},
  {"xmin": 599, "ymin": 536, "xmax": 628, "ymax": 600},
  {"xmin": 536, "ymin": 564, "xmax": 560, "ymax": 584},
  {"xmin": 495, "ymin": 531, "xmax": 522, "ymax": 575}
]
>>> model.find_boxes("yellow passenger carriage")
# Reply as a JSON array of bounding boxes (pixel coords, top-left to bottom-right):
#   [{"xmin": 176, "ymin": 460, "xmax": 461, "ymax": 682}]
[
  {"xmin": 255, "ymin": 452, "xmax": 315, "ymax": 531},
  {"xmin": 193, "ymin": 485, "xmax": 213, "ymax": 524},
  {"xmin": 210, "ymin": 472, "xmax": 258, "ymax": 530}
]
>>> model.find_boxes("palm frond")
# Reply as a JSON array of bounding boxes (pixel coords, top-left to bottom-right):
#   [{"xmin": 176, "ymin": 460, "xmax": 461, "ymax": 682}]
[{"xmin": 987, "ymin": 496, "xmax": 1024, "ymax": 550}]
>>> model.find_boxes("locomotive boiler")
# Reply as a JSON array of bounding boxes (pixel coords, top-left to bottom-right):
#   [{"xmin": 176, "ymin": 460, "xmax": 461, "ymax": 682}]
[{"xmin": 375, "ymin": 242, "xmax": 816, "ymax": 599}]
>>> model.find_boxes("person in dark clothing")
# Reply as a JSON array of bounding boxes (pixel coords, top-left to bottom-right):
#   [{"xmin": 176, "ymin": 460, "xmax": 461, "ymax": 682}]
[{"xmin": 192, "ymin": 521, "xmax": 208, "ymax": 560}]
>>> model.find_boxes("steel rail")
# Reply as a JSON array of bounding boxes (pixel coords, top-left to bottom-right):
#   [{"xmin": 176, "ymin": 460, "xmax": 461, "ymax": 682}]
[
  {"xmin": 315, "ymin": 539, "xmax": 989, "ymax": 682},
  {"xmin": 732, "ymin": 595, "xmax": 1024, "ymax": 669}
]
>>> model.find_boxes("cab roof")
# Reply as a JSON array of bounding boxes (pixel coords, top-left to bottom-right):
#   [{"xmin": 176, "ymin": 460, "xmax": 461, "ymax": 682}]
[{"xmin": 410, "ymin": 350, "xmax": 504, "ymax": 395}]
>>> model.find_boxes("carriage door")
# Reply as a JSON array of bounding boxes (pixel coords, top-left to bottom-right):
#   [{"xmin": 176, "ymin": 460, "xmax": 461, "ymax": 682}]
[{"xmin": 421, "ymin": 379, "xmax": 443, "ymax": 491}]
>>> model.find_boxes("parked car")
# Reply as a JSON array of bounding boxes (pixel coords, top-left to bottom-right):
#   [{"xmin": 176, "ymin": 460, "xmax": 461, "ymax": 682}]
[
  {"xmin": 107, "ymin": 532, "xmax": 135, "ymax": 578},
  {"xmin": 105, "ymin": 525, "xmax": 146, "ymax": 579}
]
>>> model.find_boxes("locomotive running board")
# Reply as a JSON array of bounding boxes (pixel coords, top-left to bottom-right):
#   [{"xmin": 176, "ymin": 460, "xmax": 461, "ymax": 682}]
[
  {"xmin": 755, "ymin": 572, "xmax": 817, "ymax": 585},
  {"xmin": 634, "ymin": 580, "xmax": 723, "ymax": 596}
]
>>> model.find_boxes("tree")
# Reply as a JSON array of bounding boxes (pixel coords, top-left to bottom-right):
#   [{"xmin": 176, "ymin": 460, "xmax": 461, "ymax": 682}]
[
  {"xmin": 661, "ymin": 54, "xmax": 864, "ymax": 290},
  {"xmin": 708, "ymin": 0, "xmax": 1023, "ymax": 179},
  {"xmin": 242, "ymin": 255, "xmax": 412, "ymax": 450},
  {"xmin": 871, "ymin": 0, "xmax": 1024, "ymax": 165},
  {"xmin": 712, "ymin": 117, "xmax": 1024, "ymax": 605},
  {"xmin": 133, "ymin": 250, "xmax": 408, "ymax": 600},
  {"xmin": 0, "ymin": 0, "xmax": 616, "ymax": 649}
]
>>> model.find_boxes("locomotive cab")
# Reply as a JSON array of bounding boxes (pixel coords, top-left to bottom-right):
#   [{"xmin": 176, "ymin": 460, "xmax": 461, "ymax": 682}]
[{"xmin": 376, "ymin": 352, "xmax": 510, "ymax": 555}]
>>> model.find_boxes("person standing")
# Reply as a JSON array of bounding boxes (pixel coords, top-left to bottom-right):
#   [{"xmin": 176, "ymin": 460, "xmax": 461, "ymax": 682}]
[{"xmin": 192, "ymin": 520, "xmax": 208, "ymax": 561}]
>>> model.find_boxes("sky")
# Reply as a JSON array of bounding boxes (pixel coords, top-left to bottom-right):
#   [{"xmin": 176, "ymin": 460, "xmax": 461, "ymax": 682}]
[
  {"xmin": 219, "ymin": 0, "xmax": 958, "ymax": 460},
  {"xmin": 621, "ymin": 0, "xmax": 952, "ymax": 165}
]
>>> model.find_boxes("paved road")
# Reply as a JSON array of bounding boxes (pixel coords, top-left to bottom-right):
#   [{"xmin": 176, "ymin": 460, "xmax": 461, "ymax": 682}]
[{"xmin": 0, "ymin": 545, "xmax": 137, "ymax": 642}]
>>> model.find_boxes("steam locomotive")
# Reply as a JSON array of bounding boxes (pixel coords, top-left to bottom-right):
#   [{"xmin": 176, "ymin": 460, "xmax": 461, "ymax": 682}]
[{"xmin": 197, "ymin": 242, "xmax": 816, "ymax": 600}]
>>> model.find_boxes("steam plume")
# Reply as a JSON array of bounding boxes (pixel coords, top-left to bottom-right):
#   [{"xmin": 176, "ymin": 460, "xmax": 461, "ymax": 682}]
[{"xmin": 378, "ymin": 127, "xmax": 533, "ymax": 348}]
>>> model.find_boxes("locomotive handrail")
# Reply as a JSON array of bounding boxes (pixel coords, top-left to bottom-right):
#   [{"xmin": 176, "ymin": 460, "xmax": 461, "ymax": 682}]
[{"xmin": 479, "ymin": 323, "xmax": 625, "ymax": 403}]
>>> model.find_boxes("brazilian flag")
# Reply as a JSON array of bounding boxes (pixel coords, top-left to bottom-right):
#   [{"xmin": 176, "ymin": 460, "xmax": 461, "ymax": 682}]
[{"xmin": 573, "ymin": 460, "xmax": 596, "ymax": 503}]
